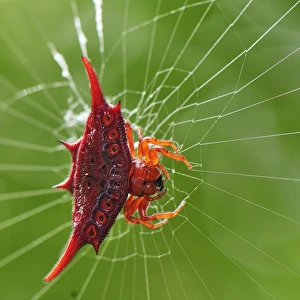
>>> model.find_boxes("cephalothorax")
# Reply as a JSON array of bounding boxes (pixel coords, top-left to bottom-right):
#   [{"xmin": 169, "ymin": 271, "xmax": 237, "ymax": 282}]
[{"xmin": 44, "ymin": 57, "xmax": 191, "ymax": 282}]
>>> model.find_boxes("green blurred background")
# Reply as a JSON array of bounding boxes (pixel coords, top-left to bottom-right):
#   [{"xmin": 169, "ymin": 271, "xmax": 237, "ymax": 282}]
[{"xmin": 1, "ymin": 0, "xmax": 300, "ymax": 299}]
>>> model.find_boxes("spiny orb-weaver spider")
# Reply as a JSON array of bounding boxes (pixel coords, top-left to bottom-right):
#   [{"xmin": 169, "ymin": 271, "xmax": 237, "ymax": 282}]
[{"xmin": 44, "ymin": 56, "xmax": 192, "ymax": 282}]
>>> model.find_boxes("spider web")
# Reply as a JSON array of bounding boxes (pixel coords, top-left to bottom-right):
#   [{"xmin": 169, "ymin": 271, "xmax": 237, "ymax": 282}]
[{"xmin": 0, "ymin": 0, "xmax": 300, "ymax": 299}]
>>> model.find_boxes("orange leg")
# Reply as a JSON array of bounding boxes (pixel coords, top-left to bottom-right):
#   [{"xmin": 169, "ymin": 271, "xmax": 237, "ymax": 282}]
[
  {"xmin": 124, "ymin": 194, "xmax": 186, "ymax": 229},
  {"xmin": 140, "ymin": 199, "xmax": 186, "ymax": 222},
  {"xmin": 125, "ymin": 120, "xmax": 135, "ymax": 157},
  {"xmin": 148, "ymin": 188, "xmax": 168, "ymax": 201},
  {"xmin": 137, "ymin": 128, "xmax": 192, "ymax": 170},
  {"xmin": 124, "ymin": 195, "xmax": 142, "ymax": 224},
  {"xmin": 153, "ymin": 163, "xmax": 170, "ymax": 180},
  {"xmin": 149, "ymin": 146, "xmax": 192, "ymax": 170},
  {"xmin": 138, "ymin": 128, "xmax": 179, "ymax": 152}
]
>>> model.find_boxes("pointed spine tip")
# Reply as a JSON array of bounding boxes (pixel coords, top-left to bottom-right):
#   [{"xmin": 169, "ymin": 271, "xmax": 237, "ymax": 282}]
[
  {"xmin": 52, "ymin": 179, "xmax": 72, "ymax": 193},
  {"xmin": 112, "ymin": 101, "xmax": 121, "ymax": 114},
  {"xmin": 44, "ymin": 233, "xmax": 82, "ymax": 282},
  {"xmin": 58, "ymin": 139, "xmax": 79, "ymax": 154},
  {"xmin": 81, "ymin": 56, "xmax": 105, "ymax": 109},
  {"xmin": 93, "ymin": 241, "xmax": 100, "ymax": 254}
]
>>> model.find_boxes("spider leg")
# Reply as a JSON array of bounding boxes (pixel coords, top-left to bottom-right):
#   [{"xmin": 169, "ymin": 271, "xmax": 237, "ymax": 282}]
[
  {"xmin": 140, "ymin": 199, "xmax": 186, "ymax": 223},
  {"xmin": 124, "ymin": 194, "xmax": 142, "ymax": 222},
  {"xmin": 125, "ymin": 120, "xmax": 135, "ymax": 157},
  {"xmin": 142, "ymin": 137, "xmax": 179, "ymax": 152},
  {"xmin": 124, "ymin": 195, "xmax": 167, "ymax": 229},
  {"xmin": 138, "ymin": 198, "xmax": 168, "ymax": 229},
  {"xmin": 124, "ymin": 194, "xmax": 186, "ymax": 229},
  {"xmin": 154, "ymin": 164, "xmax": 170, "ymax": 180},
  {"xmin": 137, "ymin": 128, "xmax": 192, "ymax": 169},
  {"xmin": 137, "ymin": 128, "xmax": 149, "ymax": 160},
  {"xmin": 149, "ymin": 146, "xmax": 192, "ymax": 170},
  {"xmin": 148, "ymin": 188, "xmax": 168, "ymax": 201},
  {"xmin": 124, "ymin": 195, "xmax": 164, "ymax": 229},
  {"xmin": 137, "ymin": 128, "xmax": 179, "ymax": 152}
]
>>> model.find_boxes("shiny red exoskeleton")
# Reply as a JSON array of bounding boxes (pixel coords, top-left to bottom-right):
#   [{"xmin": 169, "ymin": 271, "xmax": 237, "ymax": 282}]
[{"xmin": 44, "ymin": 57, "xmax": 191, "ymax": 282}]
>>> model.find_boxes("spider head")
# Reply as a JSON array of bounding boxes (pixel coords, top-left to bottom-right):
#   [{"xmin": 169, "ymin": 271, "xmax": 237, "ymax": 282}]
[{"xmin": 129, "ymin": 159, "xmax": 166, "ymax": 197}]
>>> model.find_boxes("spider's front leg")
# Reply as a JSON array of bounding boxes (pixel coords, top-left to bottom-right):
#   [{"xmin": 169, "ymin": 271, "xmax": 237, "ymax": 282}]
[{"xmin": 137, "ymin": 128, "xmax": 192, "ymax": 170}]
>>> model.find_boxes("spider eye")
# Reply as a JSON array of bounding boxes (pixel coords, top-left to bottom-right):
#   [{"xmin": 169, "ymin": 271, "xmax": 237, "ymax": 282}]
[
  {"xmin": 142, "ymin": 179, "xmax": 146, "ymax": 185},
  {"xmin": 154, "ymin": 175, "xmax": 164, "ymax": 191}
]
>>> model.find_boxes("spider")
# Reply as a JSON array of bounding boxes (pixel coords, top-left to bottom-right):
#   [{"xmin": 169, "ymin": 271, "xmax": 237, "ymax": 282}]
[
  {"xmin": 44, "ymin": 56, "xmax": 191, "ymax": 282},
  {"xmin": 124, "ymin": 122, "xmax": 192, "ymax": 229}
]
